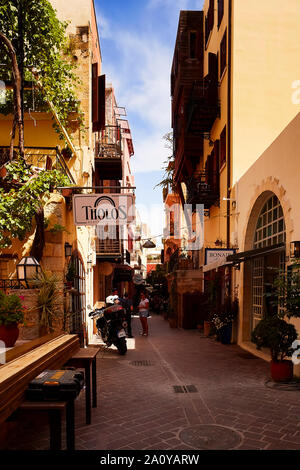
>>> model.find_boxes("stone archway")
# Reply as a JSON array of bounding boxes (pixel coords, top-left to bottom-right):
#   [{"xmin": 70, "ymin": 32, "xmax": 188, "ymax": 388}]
[{"xmin": 241, "ymin": 184, "xmax": 292, "ymax": 341}]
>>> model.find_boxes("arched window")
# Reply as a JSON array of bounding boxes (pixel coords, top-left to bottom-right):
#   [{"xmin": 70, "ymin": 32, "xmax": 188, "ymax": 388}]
[{"xmin": 254, "ymin": 195, "xmax": 286, "ymax": 249}]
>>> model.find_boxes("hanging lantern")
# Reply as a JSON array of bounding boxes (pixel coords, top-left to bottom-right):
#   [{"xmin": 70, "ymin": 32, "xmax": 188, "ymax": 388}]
[{"xmin": 142, "ymin": 239, "xmax": 156, "ymax": 249}]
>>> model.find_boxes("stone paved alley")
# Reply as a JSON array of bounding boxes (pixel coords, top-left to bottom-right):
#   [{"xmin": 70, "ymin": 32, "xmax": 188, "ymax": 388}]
[{"xmin": 4, "ymin": 314, "xmax": 300, "ymax": 451}]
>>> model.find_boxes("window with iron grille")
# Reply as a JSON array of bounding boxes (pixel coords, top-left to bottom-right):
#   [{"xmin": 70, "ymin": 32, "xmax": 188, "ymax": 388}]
[
  {"xmin": 254, "ymin": 195, "xmax": 286, "ymax": 249},
  {"xmin": 220, "ymin": 126, "xmax": 226, "ymax": 167},
  {"xmin": 220, "ymin": 29, "xmax": 227, "ymax": 77},
  {"xmin": 218, "ymin": 0, "xmax": 224, "ymax": 28}
]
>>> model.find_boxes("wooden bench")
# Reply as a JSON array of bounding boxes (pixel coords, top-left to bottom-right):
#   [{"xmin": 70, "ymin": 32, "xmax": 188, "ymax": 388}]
[
  {"xmin": 17, "ymin": 401, "xmax": 69, "ymax": 450},
  {"xmin": 65, "ymin": 347, "xmax": 101, "ymax": 425}
]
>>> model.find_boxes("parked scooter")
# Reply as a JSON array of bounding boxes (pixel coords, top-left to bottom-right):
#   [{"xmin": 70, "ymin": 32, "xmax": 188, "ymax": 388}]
[{"xmin": 89, "ymin": 298, "xmax": 128, "ymax": 355}]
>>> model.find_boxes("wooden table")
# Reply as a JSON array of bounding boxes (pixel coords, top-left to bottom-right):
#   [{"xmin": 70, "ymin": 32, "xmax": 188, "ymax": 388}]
[
  {"xmin": 65, "ymin": 347, "xmax": 100, "ymax": 425},
  {"xmin": 18, "ymin": 400, "xmax": 76, "ymax": 451}
]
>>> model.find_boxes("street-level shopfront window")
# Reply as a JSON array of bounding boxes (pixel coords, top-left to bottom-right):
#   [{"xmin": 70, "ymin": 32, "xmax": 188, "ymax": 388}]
[
  {"xmin": 69, "ymin": 254, "xmax": 86, "ymax": 345},
  {"xmin": 251, "ymin": 195, "xmax": 286, "ymax": 330}
]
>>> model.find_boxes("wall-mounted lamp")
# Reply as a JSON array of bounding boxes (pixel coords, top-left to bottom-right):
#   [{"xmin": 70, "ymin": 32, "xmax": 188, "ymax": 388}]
[
  {"xmin": 17, "ymin": 257, "xmax": 41, "ymax": 282},
  {"xmin": 290, "ymin": 241, "xmax": 300, "ymax": 259},
  {"xmin": 64, "ymin": 242, "xmax": 72, "ymax": 257}
]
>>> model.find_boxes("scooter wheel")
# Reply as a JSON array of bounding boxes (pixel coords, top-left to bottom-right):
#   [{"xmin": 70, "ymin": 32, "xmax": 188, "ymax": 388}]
[{"xmin": 116, "ymin": 337, "xmax": 127, "ymax": 355}]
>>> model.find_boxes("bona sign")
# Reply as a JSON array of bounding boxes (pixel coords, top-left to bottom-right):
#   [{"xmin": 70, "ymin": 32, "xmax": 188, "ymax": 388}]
[{"xmin": 73, "ymin": 194, "xmax": 135, "ymax": 226}]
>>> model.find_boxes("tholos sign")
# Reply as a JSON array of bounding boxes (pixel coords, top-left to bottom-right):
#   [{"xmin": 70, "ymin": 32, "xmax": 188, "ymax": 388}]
[{"xmin": 73, "ymin": 194, "xmax": 135, "ymax": 226}]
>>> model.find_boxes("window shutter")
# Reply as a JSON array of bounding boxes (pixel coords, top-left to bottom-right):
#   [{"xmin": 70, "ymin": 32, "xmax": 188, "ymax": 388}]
[
  {"xmin": 93, "ymin": 74, "xmax": 106, "ymax": 132},
  {"xmin": 98, "ymin": 74, "xmax": 106, "ymax": 130},
  {"xmin": 220, "ymin": 126, "xmax": 226, "ymax": 167},
  {"xmin": 92, "ymin": 63, "xmax": 98, "ymax": 124},
  {"xmin": 220, "ymin": 30, "xmax": 227, "ymax": 77}
]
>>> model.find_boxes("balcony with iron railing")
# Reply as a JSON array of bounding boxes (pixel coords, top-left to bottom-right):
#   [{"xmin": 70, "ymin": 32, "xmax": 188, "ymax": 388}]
[
  {"xmin": 95, "ymin": 125, "xmax": 123, "ymax": 179},
  {"xmin": 185, "ymin": 170, "xmax": 219, "ymax": 208},
  {"xmin": 186, "ymin": 78, "xmax": 220, "ymax": 135},
  {"xmin": 0, "ymin": 146, "xmax": 75, "ymax": 184},
  {"xmin": 95, "ymin": 238, "xmax": 122, "ymax": 259}
]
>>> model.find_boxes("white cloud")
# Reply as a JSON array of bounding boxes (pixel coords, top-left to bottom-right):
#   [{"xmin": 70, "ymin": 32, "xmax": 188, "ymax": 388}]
[{"xmin": 96, "ymin": 1, "xmax": 203, "ymax": 173}]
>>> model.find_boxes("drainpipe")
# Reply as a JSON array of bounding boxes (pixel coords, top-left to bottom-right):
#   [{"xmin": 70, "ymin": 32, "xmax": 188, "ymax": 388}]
[{"xmin": 227, "ymin": 0, "xmax": 233, "ymax": 249}]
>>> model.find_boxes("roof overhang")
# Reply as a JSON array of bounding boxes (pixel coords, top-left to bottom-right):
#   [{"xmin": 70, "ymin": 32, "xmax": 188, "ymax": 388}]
[{"xmin": 226, "ymin": 243, "xmax": 285, "ymax": 264}]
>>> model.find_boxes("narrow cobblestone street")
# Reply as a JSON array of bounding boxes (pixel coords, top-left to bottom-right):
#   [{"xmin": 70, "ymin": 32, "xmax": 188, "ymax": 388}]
[{"xmin": 5, "ymin": 314, "xmax": 300, "ymax": 451}]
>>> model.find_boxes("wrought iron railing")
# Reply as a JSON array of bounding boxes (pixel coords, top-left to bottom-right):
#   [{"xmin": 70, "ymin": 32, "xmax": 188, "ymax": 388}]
[
  {"xmin": 0, "ymin": 146, "xmax": 75, "ymax": 184},
  {"xmin": 95, "ymin": 125, "xmax": 122, "ymax": 159},
  {"xmin": 96, "ymin": 238, "xmax": 122, "ymax": 257},
  {"xmin": 185, "ymin": 170, "xmax": 219, "ymax": 206},
  {"xmin": 0, "ymin": 279, "xmax": 34, "ymax": 291},
  {"xmin": 168, "ymin": 248, "xmax": 195, "ymax": 273},
  {"xmin": 186, "ymin": 78, "xmax": 220, "ymax": 134}
]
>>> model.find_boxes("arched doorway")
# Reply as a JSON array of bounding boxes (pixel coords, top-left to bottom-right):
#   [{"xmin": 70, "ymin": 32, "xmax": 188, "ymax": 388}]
[
  {"xmin": 242, "ymin": 193, "xmax": 286, "ymax": 337},
  {"xmin": 251, "ymin": 194, "xmax": 286, "ymax": 329}
]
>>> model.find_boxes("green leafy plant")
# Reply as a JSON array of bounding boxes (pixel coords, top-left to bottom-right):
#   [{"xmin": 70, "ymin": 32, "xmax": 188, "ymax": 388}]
[
  {"xmin": 155, "ymin": 132, "xmax": 177, "ymax": 193},
  {"xmin": 49, "ymin": 224, "xmax": 69, "ymax": 234},
  {"xmin": 0, "ymin": 0, "xmax": 84, "ymax": 143},
  {"xmin": 0, "ymin": 159, "xmax": 70, "ymax": 248},
  {"xmin": 251, "ymin": 315, "xmax": 297, "ymax": 362},
  {"xmin": 32, "ymin": 270, "xmax": 62, "ymax": 333},
  {"xmin": 65, "ymin": 261, "xmax": 76, "ymax": 283},
  {"xmin": 0, "ymin": 291, "xmax": 26, "ymax": 326},
  {"xmin": 267, "ymin": 263, "xmax": 300, "ymax": 319}
]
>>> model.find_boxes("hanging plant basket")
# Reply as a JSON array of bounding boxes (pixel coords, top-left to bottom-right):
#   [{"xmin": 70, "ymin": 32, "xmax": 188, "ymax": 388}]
[
  {"xmin": 61, "ymin": 147, "xmax": 73, "ymax": 159},
  {"xmin": 0, "ymin": 166, "xmax": 7, "ymax": 179}
]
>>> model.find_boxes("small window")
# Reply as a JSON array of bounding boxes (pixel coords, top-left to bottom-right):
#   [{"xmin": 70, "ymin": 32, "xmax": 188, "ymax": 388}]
[
  {"xmin": 189, "ymin": 32, "xmax": 197, "ymax": 59},
  {"xmin": 220, "ymin": 29, "xmax": 227, "ymax": 77}
]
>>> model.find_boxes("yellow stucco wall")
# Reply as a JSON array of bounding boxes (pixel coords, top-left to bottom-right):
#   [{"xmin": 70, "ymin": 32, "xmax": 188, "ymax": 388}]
[
  {"xmin": 232, "ymin": 0, "xmax": 300, "ymax": 184},
  {"xmin": 232, "ymin": 112, "xmax": 300, "ymax": 372}
]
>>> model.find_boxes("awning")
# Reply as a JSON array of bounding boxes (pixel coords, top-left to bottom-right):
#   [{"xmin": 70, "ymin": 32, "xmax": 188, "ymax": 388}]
[
  {"xmin": 113, "ymin": 265, "xmax": 133, "ymax": 282},
  {"xmin": 226, "ymin": 243, "xmax": 285, "ymax": 264}
]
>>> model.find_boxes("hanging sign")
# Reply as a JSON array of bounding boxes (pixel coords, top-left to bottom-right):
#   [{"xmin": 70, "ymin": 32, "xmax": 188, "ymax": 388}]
[
  {"xmin": 73, "ymin": 194, "xmax": 135, "ymax": 226},
  {"xmin": 205, "ymin": 248, "xmax": 236, "ymax": 266}
]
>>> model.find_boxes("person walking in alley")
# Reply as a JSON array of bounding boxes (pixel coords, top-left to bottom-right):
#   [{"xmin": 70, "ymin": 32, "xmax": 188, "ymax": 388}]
[{"xmin": 138, "ymin": 292, "xmax": 150, "ymax": 336}]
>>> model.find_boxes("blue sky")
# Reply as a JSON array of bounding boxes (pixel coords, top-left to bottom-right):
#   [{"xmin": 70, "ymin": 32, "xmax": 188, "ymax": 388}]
[{"xmin": 94, "ymin": 0, "xmax": 204, "ymax": 241}]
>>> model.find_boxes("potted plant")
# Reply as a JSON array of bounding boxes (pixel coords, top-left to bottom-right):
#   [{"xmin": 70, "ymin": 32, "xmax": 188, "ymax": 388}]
[
  {"xmin": 251, "ymin": 315, "xmax": 297, "ymax": 382},
  {"xmin": 61, "ymin": 146, "xmax": 73, "ymax": 160},
  {"xmin": 211, "ymin": 297, "xmax": 239, "ymax": 344},
  {"xmin": 0, "ymin": 291, "xmax": 26, "ymax": 347},
  {"xmin": 65, "ymin": 261, "xmax": 76, "ymax": 289},
  {"xmin": 32, "ymin": 270, "xmax": 62, "ymax": 335}
]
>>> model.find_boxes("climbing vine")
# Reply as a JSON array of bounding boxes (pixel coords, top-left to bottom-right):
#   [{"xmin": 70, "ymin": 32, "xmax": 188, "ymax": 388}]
[
  {"xmin": 0, "ymin": 0, "xmax": 83, "ymax": 141},
  {"xmin": 0, "ymin": 159, "xmax": 70, "ymax": 248}
]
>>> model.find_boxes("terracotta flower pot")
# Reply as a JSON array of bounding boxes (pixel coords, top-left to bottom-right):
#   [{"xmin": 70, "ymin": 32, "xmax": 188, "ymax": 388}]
[
  {"xmin": 62, "ymin": 188, "xmax": 73, "ymax": 197},
  {"xmin": 0, "ymin": 323, "xmax": 19, "ymax": 348},
  {"xmin": 204, "ymin": 320, "xmax": 212, "ymax": 336},
  {"xmin": 270, "ymin": 360, "xmax": 293, "ymax": 382}
]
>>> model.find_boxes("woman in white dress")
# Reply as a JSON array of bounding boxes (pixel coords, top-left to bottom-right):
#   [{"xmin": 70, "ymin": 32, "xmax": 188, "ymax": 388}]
[{"xmin": 138, "ymin": 292, "xmax": 150, "ymax": 336}]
